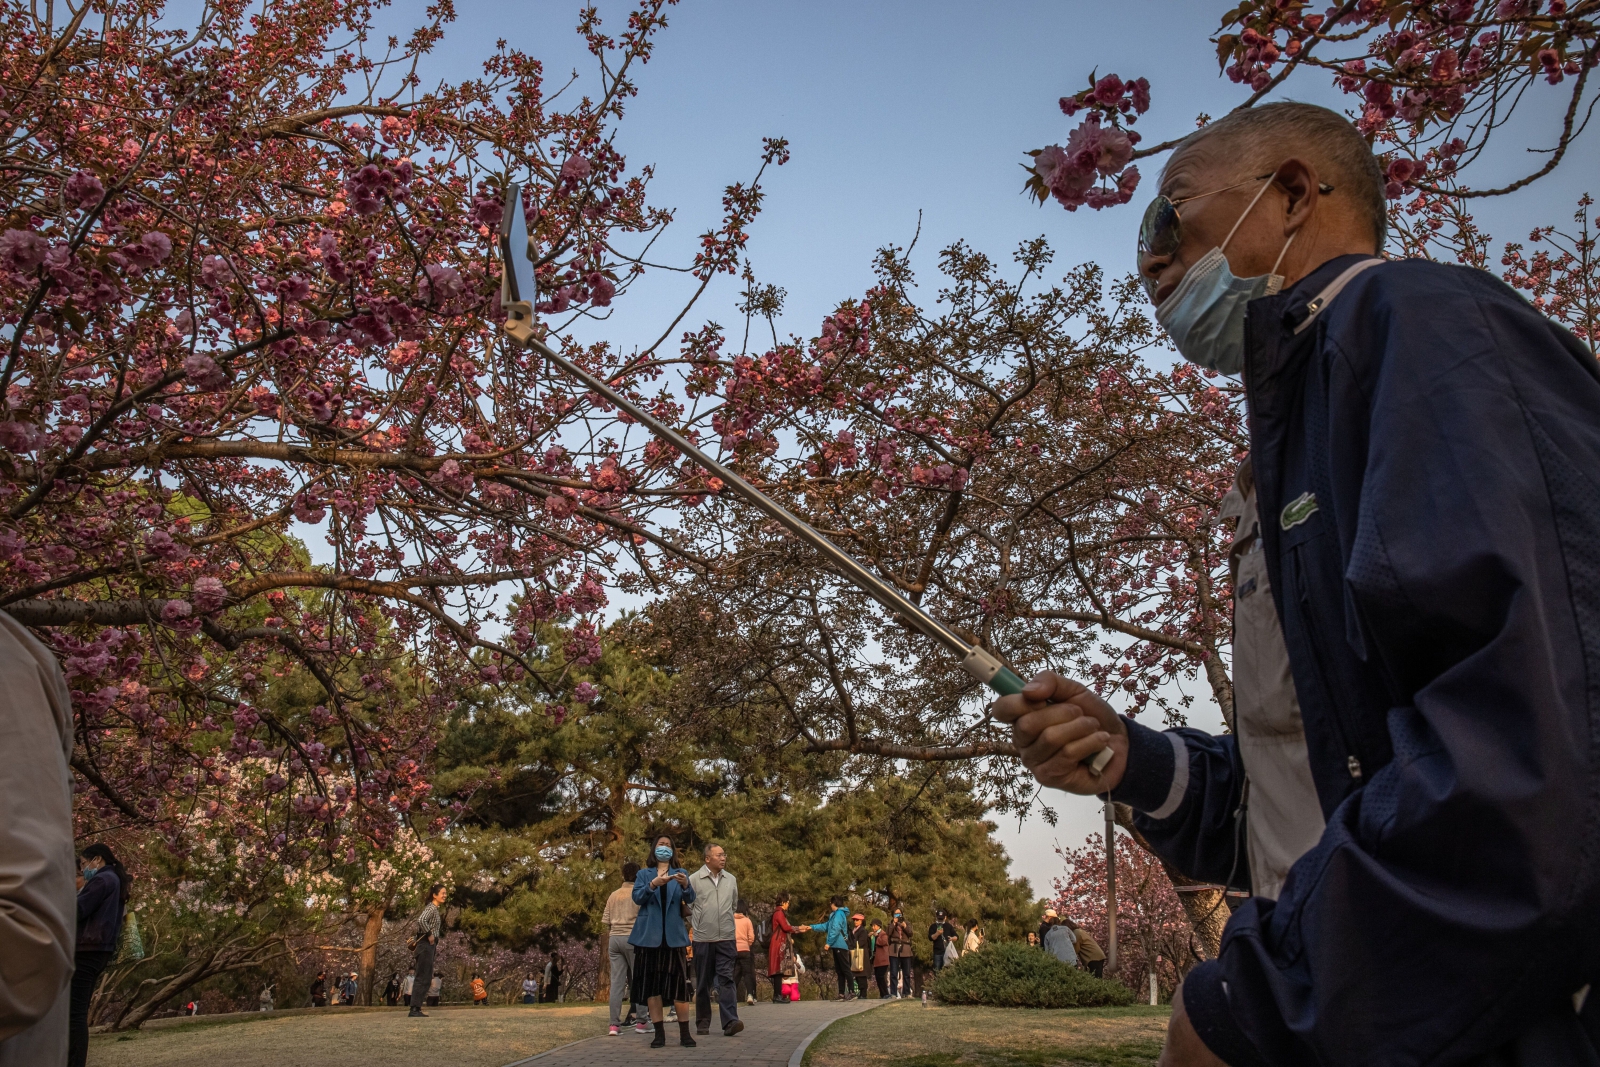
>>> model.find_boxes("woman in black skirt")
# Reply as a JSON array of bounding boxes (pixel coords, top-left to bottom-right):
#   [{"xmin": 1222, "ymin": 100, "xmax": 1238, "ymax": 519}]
[{"xmin": 628, "ymin": 833, "xmax": 698, "ymax": 1047}]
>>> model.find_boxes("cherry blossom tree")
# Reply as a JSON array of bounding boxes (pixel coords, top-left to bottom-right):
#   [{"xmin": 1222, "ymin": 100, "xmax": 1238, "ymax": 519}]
[
  {"xmin": 1054, "ymin": 829, "xmax": 1202, "ymax": 1001},
  {"xmin": 645, "ymin": 238, "xmax": 1242, "ymax": 813},
  {"xmin": 1024, "ymin": 2, "xmax": 1597, "ymax": 214},
  {"xmin": 0, "ymin": 0, "xmax": 791, "ymax": 864}
]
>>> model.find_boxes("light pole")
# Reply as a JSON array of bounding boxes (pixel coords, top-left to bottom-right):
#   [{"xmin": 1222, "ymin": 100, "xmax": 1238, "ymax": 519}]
[{"xmin": 1104, "ymin": 794, "xmax": 1118, "ymax": 975}]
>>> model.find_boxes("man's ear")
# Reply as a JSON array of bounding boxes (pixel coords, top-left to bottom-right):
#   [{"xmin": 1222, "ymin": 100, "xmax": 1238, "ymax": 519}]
[{"xmin": 1275, "ymin": 157, "xmax": 1322, "ymax": 237}]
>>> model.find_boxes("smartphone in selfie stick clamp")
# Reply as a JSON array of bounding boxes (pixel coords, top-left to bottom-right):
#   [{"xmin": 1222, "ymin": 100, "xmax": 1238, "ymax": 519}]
[{"xmin": 497, "ymin": 183, "xmax": 1113, "ymax": 776}]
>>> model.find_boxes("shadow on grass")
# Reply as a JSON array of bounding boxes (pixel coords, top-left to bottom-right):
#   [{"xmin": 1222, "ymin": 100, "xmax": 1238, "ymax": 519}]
[{"xmin": 884, "ymin": 1038, "xmax": 1164, "ymax": 1067}]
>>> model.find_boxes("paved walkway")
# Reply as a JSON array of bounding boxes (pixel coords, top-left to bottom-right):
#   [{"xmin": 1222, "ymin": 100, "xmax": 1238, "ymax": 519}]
[{"xmin": 504, "ymin": 999, "xmax": 884, "ymax": 1067}]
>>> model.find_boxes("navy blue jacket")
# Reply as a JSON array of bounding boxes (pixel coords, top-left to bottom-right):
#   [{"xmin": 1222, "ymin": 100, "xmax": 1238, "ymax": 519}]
[
  {"xmin": 628, "ymin": 866, "xmax": 695, "ymax": 949},
  {"xmin": 76, "ymin": 868, "xmax": 122, "ymax": 953},
  {"xmin": 1112, "ymin": 256, "xmax": 1600, "ymax": 1066}
]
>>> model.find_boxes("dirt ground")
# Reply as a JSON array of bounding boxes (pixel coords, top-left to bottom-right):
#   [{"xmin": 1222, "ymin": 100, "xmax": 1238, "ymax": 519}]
[
  {"xmin": 89, "ymin": 1003, "xmax": 608, "ymax": 1067},
  {"xmin": 803, "ymin": 1000, "xmax": 1173, "ymax": 1067}
]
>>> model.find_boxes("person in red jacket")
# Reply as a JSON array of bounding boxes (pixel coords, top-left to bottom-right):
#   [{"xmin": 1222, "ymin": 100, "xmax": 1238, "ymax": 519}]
[{"xmin": 765, "ymin": 892, "xmax": 807, "ymax": 1003}]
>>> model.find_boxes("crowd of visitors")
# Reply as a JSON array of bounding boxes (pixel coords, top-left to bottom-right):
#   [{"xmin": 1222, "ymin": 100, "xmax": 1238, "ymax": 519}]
[{"xmin": 361, "ymin": 839, "xmax": 1108, "ymax": 1044}]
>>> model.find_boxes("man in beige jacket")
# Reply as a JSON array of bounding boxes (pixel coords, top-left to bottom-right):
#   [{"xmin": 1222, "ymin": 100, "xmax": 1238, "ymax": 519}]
[{"xmin": 0, "ymin": 612, "xmax": 76, "ymax": 1067}]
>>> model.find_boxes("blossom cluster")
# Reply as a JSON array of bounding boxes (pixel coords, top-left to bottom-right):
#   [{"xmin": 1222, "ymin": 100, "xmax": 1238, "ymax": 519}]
[{"xmin": 1025, "ymin": 74, "xmax": 1149, "ymax": 212}]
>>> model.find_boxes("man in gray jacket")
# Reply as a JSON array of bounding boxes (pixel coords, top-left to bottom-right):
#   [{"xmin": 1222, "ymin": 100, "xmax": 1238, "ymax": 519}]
[
  {"xmin": 0, "ymin": 613, "xmax": 75, "ymax": 1067},
  {"xmin": 687, "ymin": 844, "xmax": 741, "ymax": 1037}
]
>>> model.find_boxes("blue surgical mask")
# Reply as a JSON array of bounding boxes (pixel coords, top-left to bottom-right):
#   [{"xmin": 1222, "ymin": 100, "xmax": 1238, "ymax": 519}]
[
  {"xmin": 81, "ymin": 863, "xmax": 99, "ymax": 880},
  {"xmin": 654, "ymin": 846, "xmax": 673, "ymax": 861},
  {"xmin": 1155, "ymin": 178, "xmax": 1295, "ymax": 376}
]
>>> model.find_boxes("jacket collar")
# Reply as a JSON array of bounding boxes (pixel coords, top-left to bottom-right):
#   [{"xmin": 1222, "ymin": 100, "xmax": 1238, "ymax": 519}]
[{"xmin": 1244, "ymin": 253, "xmax": 1371, "ymax": 390}]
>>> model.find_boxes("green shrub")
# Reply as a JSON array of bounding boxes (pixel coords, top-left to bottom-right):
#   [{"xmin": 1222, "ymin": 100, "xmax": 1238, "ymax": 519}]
[{"xmin": 931, "ymin": 942, "xmax": 1136, "ymax": 1009}]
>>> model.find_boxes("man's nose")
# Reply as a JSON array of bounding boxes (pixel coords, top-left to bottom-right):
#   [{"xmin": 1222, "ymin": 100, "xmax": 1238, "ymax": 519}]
[{"xmin": 1138, "ymin": 249, "xmax": 1169, "ymax": 292}]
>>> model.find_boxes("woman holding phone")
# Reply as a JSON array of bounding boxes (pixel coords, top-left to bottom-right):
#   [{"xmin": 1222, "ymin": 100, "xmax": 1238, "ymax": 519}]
[{"xmin": 628, "ymin": 834, "xmax": 697, "ymax": 1047}]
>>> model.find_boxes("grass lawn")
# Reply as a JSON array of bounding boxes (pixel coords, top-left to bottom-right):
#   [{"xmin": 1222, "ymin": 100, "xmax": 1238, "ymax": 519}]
[
  {"xmin": 88, "ymin": 1003, "xmax": 608, "ymax": 1067},
  {"xmin": 804, "ymin": 1000, "xmax": 1173, "ymax": 1067}
]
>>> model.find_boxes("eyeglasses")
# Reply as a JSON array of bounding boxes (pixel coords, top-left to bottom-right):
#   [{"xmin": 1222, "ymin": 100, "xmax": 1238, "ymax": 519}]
[{"xmin": 1136, "ymin": 173, "xmax": 1333, "ymax": 299}]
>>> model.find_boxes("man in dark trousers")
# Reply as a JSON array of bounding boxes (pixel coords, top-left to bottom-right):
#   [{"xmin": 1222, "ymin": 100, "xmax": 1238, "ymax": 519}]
[
  {"xmin": 997, "ymin": 101, "xmax": 1600, "ymax": 1067},
  {"xmin": 927, "ymin": 911, "xmax": 957, "ymax": 971},
  {"xmin": 407, "ymin": 884, "xmax": 445, "ymax": 1018},
  {"xmin": 687, "ymin": 844, "xmax": 742, "ymax": 1036}
]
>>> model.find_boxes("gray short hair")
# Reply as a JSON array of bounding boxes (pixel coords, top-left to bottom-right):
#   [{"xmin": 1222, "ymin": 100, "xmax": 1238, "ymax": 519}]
[{"xmin": 1170, "ymin": 101, "xmax": 1386, "ymax": 251}]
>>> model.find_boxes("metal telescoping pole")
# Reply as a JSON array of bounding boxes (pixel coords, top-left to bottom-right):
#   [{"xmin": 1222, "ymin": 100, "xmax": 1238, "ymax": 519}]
[{"xmin": 495, "ymin": 183, "xmax": 1114, "ymax": 774}]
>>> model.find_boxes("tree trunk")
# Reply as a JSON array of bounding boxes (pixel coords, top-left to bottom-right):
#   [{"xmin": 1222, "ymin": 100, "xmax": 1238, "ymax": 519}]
[
  {"xmin": 114, "ymin": 951, "xmax": 221, "ymax": 1030},
  {"xmin": 1114, "ymin": 804, "xmax": 1227, "ymax": 962},
  {"xmin": 358, "ymin": 904, "xmax": 386, "ymax": 1005},
  {"xmin": 596, "ymin": 934, "xmax": 611, "ymax": 1003}
]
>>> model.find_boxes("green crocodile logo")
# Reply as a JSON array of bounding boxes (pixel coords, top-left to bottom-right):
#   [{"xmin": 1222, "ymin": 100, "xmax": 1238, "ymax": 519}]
[{"xmin": 1280, "ymin": 491, "xmax": 1319, "ymax": 530}]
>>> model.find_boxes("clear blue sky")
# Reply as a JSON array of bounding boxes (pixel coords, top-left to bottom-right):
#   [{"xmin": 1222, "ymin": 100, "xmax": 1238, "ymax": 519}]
[{"xmin": 404, "ymin": 0, "xmax": 1598, "ymax": 896}]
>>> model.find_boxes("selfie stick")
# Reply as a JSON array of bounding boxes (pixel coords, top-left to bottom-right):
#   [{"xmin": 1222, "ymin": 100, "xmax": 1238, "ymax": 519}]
[{"xmin": 496, "ymin": 184, "xmax": 1113, "ymax": 776}]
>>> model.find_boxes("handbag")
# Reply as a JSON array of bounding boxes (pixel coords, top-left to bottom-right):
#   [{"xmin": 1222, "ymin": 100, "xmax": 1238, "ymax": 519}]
[{"xmin": 850, "ymin": 947, "xmax": 866, "ymax": 971}]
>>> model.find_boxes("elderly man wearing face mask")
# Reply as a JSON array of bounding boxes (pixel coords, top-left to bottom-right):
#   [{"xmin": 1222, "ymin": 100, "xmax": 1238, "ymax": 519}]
[{"xmin": 995, "ymin": 101, "xmax": 1600, "ymax": 1067}]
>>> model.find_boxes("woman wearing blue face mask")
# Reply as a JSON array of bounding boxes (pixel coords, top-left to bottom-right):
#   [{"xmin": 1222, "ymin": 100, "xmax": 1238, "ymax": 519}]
[
  {"xmin": 70, "ymin": 843, "xmax": 129, "ymax": 1067},
  {"xmin": 629, "ymin": 834, "xmax": 697, "ymax": 1048}
]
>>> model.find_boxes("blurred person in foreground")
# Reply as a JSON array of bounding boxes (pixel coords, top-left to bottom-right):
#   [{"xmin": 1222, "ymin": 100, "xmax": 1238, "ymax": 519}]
[
  {"xmin": 0, "ymin": 613, "xmax": 74, "ymax": 1067},
  {"xmin": 996, "ymin": 101, "xmax": 1600, "ymax": 1067}
]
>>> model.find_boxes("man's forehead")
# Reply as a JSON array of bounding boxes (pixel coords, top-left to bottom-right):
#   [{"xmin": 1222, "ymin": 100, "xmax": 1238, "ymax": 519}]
[{"xmin": 1161, "ymin": 138, "xmax": 1232, "ymax": 196}]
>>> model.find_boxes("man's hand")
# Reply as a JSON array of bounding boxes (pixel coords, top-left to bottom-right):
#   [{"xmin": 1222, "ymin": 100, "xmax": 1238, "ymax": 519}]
[
  {"xmin": 991, "ymin": 671, "xmax": 1129, "ymax": 794},
  {"xmin": 1158, "ymin": 983, "xmax": 1228, "ymax": 1067}
]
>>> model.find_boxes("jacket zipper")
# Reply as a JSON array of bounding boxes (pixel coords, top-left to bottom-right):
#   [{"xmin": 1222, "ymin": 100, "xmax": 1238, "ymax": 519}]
[{"xmin": 1293, "ymin": 546, "xmax": 1363, "ymax": 780}]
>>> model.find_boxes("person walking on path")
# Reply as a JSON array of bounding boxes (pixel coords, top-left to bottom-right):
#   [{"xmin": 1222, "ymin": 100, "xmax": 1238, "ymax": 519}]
[
  {"xmin": 1063, "ymin": 917, "xmax": 1106, "ymax": 978},
  {"xmin": 766, "ymin": 892, "xmax": 802, "ymax": 1004},
  {"xmin": 734, "ymin": 901, "xmax": 757, "ymax": 1006},
  {"xmin": 927, "ymin": 911, "xmax": 957, "ymax": 971},
  {"xmin": 471, "ymin": 974, "xmax": 488, "ymax": 1006},
  {"xmin": 310, "ymin": 971, "xmax": 328, "ymax": 1008},
  {"xmin": 382, "ymin": 974, "xmax": 399, "ymax": 1006},
  {"xmin": 688, "ymin": 843, "xmax": 743, "ymax": 1037},
  {"xmin": 803, "ymin": 896, "xmax": 853, "ymax": 1001},
  {"xmin": 603, "ymin": 861, "xmax": 642, "ymax": 1034},
  {"xmin": 541, "ymin": 953, "xmax": 563, "ymax": 1003},
  {"xmin": 401, "ymin": 968, "xmax": 415, "ymax": 1005},
  {"xmin": 69, "ymin": 844, "xmax": 127, "ymax": 1067},
  {"xmin": 962, "ymin": 919, "xmax": 984, "ymax": 955},
  {"xmin": 342, "ymin": 972, "xmax": 359, "ymax": 1005},
  {"xmin": 427, "ymin": 975, "xmax": 441, "ymax": 1007},
  {"xmin": 869, "ymin": 919, "xmax": 890, "ymax": 999},
  {"xmin": 407, "ymin": 883, "xmax": 445, "ymax": 1017},
  {"xmin": 887, "ymin": 909, "xmax": 913, "ymax": 999},
  {"xmin": 521, "ymin": 973, "xmax": 537, "ymax": 1004},
  {"xmin": 847, "ymin": 914, "xmax": 870, "ymax": 999},
  {"xmin": 629, "ymin": 834, "xmax": 698, "ymax": 1047}
]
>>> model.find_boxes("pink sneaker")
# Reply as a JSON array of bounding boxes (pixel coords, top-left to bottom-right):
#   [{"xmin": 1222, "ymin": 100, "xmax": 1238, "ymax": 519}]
[
  {"xmin": 635, "ymin": 1021, "xmax": 649, "ymax": 1034},
  {"xmin": 608, "ymin": 1025, "xmax": 620, "ymax": 1036}
]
